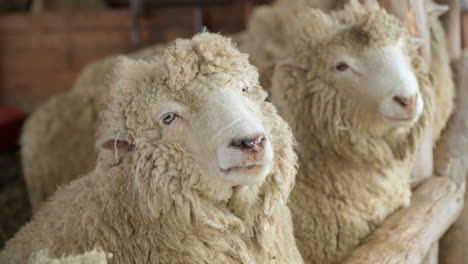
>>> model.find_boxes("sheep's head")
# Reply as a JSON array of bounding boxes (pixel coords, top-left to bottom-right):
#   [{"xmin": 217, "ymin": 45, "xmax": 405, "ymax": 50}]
[
  {"xmin": 275, "ymin": 2, "xmax": 426, "ymax": 135},
  {"xmin": 99, "ymin": 33, "xmax": 274, "ymax": 187}
]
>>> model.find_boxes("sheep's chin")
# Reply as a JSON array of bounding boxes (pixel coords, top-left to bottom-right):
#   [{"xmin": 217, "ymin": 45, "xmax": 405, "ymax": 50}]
[
  {"xmin": 381, "ymin": 114, "xmax": 420, "ymax": 127},
  {"xmin": 219, "ymin": 162, "xmax": 273, "ymax": 186}
]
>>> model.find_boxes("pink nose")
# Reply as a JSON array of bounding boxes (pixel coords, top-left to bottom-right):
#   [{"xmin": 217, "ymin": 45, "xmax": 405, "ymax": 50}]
[
  {"xmin": 230, "ymin": 134, "xmax": 265, "ymax": 153},
  {"xmin": 393, "ymin": 95, "xmax": 417, "ymax": 114}
]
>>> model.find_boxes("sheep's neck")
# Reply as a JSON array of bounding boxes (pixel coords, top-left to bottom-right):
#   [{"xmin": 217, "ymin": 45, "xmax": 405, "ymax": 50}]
[{"xmin": 299, "ymin": 149, "xmax": 412, "ymax": 204}]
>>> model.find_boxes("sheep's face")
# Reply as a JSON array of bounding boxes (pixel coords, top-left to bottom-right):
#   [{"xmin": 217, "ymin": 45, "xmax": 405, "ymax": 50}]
[
  {"xmin": 155, "ymin": 73, "xmax": 274, "ymax": 186},
  {"xmin": 278, "ymin": 6, "xmax": 425, "ymax": 135},
  {"xmin": 328, "ymin": 39, "xmax": 423, "ymax": 129}
]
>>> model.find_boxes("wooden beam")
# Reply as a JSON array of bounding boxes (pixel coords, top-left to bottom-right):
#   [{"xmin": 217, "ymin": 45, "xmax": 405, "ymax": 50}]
[
  {"xmin": 436, "ymin": 0, "xmax": 462, "ymax": 60},
  {"xmin": 342, "ymin": 177, "xmax": 463, "ymax": 264}
]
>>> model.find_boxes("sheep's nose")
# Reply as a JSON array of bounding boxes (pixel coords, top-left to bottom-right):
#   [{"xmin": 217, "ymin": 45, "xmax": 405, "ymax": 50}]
[
  {"xmin": 393, "ymin": 95, "xmax": 417, "ymax": 112},
  {"xmin": 230, "ymin": 134, "xmax": 265, "ymax": 153}
]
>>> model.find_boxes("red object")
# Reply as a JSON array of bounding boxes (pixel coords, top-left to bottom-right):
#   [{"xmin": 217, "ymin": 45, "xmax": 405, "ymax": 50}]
[{"xmin": 0, "ymin": 107, "xmax": 26, "ymax": 151}]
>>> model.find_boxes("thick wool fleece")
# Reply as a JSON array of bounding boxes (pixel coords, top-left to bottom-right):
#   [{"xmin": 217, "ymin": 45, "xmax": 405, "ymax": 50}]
[
  {"xmin": 3, "ymin": 33, "xmax": 302, "ymax": 264},
  {"xmin": 21, "ymin": 43, "xmax": 168, "ymax": 212},
  {"xmin": 270, "ymin": 3, "xmax": 435, "ymax": 264}
]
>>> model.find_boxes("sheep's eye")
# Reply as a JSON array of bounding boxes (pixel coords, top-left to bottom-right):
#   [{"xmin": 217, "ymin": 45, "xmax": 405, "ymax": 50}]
[
  {"xmin": 161, "ymin": 112, "xmax": 178, "ymax": 125},
  {"xmin": 335, "ymin": 62, "xmax": 349, "ymax": 72},
  {"xmin": 242, "ymin": 86, "xmax": 250, "ymax": 93}
]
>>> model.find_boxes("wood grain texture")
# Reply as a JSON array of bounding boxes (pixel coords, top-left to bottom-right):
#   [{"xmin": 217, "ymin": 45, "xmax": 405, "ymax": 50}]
[
  {"xmin": 342, "ymin": 177, "xmax": 464, "ymax": 264},
  {"xmin": 0, "ymin": 9, "xmax": 195, "ymax": 108}
]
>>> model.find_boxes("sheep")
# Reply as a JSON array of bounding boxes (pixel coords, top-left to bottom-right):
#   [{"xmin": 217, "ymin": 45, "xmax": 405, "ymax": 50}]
[
  {"xmin": 2, "ymin": 32, "xmax": 303, "ymax": 264},
  {"xmin": 21, "ymin": 43, "xmax": 168, "ymax": 212},
  {"xmin": 21, "ymin": 0, "xmax": 339, "ymax": 211},
  {"xmin": 270, "ymin": 2, "xmax": 436, "ymax": 263}
]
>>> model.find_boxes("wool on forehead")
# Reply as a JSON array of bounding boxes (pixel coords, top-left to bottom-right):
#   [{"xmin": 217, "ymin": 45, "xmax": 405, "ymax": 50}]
[
  {"xmin": 108, "ymin": 32, "xmax": 260, "ymax": 102},
  {"xmin": 162, "ymin": 32, "xmax": 259, "ymax": 92},
  {"xmin": 294, "ymin": 1, "xmax": 406, "ymax": 54}
]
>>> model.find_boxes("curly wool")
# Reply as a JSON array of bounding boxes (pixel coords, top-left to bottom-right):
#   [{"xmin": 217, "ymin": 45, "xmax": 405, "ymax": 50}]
[
  {"xmin": 2, "ymin": 33, "xmax": 302, "ymax": 264},
  {"xmin": 271, "ymin": 3, "xmax": 435, "ymax": 264}
]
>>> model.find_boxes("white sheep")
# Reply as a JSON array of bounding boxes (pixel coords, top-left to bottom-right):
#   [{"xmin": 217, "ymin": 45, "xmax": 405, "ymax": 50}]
[
  {"xmin": 2, "ymin": 33, "xmax": 303, "ymax": 264},
  {"xmin": 270, "ymin": 2, "xmax": 437, "ymax": 263}
]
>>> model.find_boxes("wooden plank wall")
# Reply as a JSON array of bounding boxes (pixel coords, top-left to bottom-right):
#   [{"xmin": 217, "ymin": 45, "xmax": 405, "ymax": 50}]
[{"xmin": 0, "ymin": 5, "xmax": 248, "ymax": 110}]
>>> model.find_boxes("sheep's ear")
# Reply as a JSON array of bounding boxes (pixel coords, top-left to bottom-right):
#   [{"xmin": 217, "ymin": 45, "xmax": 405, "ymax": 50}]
[
  {"xmin": 409, "ymin": 37, "xmax": 425, "ymax": 50},
  {"xmin": 99, "ymin": 135, "xmax": 134, "ymax": 152},
  {"xmin": 275, "ymin": 59, "xmax": 309, "ymax": 73},
  {"xmin": 426, "ymin": 2, "xmax": 449, "ymax": 17}
]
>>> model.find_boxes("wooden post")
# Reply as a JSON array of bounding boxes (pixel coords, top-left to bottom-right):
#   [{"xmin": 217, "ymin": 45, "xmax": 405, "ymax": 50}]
[
  {"xmin": 437, "ymin": 55, "xmax": 468, "ymax": 264},
  {"xmin": 436, "ymin": 0, "xmax": 462, "ymax": 60}
]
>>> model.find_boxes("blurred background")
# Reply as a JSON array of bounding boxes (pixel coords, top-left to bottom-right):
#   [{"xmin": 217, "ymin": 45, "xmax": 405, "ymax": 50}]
[{"xmin": 0, "ymin": 0, "xmax": 271, "ymax": 249}]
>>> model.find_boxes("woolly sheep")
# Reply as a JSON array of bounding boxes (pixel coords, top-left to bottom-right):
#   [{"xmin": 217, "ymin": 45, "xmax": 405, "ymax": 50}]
[
  {"xmin": 2, "ymin": 33, "xmax": 303, "ymax": 264},
  {"xmin": 270, "ymin": 2, "xmax": 436, "ymax": 263}
]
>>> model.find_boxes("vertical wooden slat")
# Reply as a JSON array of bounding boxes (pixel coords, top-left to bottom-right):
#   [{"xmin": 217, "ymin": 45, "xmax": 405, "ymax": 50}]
[{"xmin": 436, "ymin": 0, "xmax": 462, "ymax": 60}]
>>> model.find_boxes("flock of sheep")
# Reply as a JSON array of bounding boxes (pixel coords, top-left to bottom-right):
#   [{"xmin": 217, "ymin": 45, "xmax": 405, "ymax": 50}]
[{"xmin": 0, "ymin": 0, "xmax": 460, "ymax": 263}]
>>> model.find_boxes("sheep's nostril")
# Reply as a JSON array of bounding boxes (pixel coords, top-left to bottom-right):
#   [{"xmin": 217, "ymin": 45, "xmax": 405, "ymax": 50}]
[
  {"xmin": 230, "ymin": 134, "xmax": 265, "ymax": 152},
  {"xmin": 393, "ymin": 96, "xmax": 416, "ymax": 110}
]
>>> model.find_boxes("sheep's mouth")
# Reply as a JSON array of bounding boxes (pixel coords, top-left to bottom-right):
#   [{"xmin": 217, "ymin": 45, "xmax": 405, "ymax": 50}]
[
  {"xmin": 220, "ymin": 164, "xmax": 264, "ymax": 173},
  {"xmin": 383, "ymin": 115, "xmax": 419, "ymax": 124}
]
